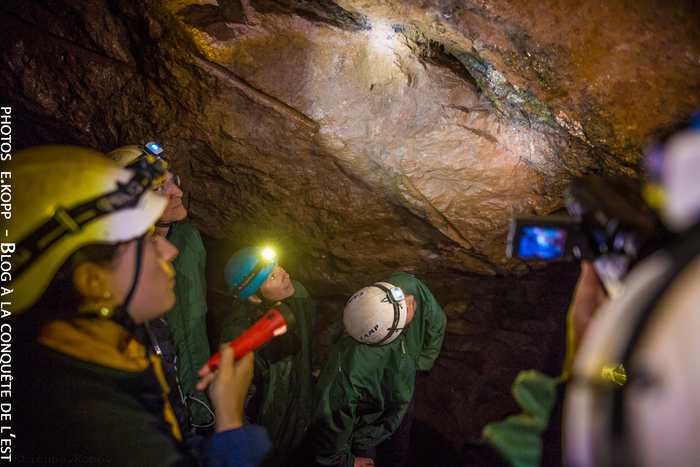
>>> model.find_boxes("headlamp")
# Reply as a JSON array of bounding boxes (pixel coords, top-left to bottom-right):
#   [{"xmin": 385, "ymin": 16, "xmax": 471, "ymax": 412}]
[
  {"xmin": 144, "ymin": 141, "xmax": 163, "ymax": 156},
  {"xmin": 129, "ymin": 153, "xmax": 167, "ymax": 190},
  {"xmin": 229, "ymin": 248, "xmax": 278, "ymax": 299},
  {"xmin": 12, "ymin": 157, "xmax": 165, "ymax": 280},
  {"xmin": 387, "ymin": 286, "xmax": 405, "ymax": 303},
  {"xmin": 261, "ymin": 248, "xmax": 276, "ymax": 261},
  {"xmin": 366, "ymin": 283, "xmax": 406, "ymax": 346}
]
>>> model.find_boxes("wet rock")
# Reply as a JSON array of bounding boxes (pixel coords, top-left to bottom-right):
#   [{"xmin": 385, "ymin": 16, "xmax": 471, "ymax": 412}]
[
  {"xmin": 445, "ymin": 318, "xmax": 492, "ymax": 336},
  {"xmin": 493, "ymin": 329, "xmax": 533, "ymax": 348}
]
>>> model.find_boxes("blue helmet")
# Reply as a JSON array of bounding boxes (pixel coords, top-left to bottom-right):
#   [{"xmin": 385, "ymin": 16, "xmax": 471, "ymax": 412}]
[{"xmin": 225, "ymin": 247, "xmax": 279, "ymax": 300}]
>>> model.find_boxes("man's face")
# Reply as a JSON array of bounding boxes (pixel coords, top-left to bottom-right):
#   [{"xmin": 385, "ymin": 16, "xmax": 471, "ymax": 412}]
[
  {"xmin": 404, "ymin": 295, "xmax": 416, "ymax": 326},
  {"xmin": 155, "ymin": 170, "xmax": 187, "ymax": 223}
]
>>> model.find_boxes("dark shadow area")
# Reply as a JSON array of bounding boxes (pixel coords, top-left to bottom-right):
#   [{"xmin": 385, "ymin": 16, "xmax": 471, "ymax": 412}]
[{"xmin": 407, "ymin": 419, "xmax": 462, "ymax": 467}]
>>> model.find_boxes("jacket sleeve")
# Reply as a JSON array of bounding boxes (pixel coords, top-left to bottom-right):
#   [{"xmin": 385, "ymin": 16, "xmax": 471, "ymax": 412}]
[
  {"xmin": 219, "ymin": 304, "xmax": 250, "ymax": 345},
  {"xmin": 306, "ymin": 296, "xmax": 327, "ymax": 372},
  {"xmin": 313, "ymin": 349, "xmax": 360, "ymax": 467},
  {"xmin": 164, "ymin": 222, "xmax": 213, "ymax": 425},
  {"xmin": 482, "ymin": 370, "xmax": 561, "ymax": 467},
  {"xmin": 416, "ymin": 286, "xmax": 446, "ymax": 371},
  {"xmin": 383, "ymin": 272, "xmax": 446, "ymax": 372},
  {"xmin": 202, "ymin": 425, "xmax": 272, "ymax": 467}
]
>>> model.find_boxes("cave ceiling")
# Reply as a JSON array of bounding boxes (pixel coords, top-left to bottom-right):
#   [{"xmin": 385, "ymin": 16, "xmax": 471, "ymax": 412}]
[{"xmin": 1, "ymin": 0, "xmax": 699, "ymax": 298}]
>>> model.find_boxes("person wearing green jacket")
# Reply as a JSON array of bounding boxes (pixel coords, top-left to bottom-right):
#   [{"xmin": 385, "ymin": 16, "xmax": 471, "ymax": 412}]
[
  {"xmin": 313, "ymin": 272, "xmax": 446, "ymax": 467},
  {"xmin": 220, "ymin": 246, "xmax": 326, "ymax": 466},
  {"xmin": 108, "ymin": 143, "xmax": 214, "ymax": 429},
  {"xmin": 164, "ymin": 220, "xmax": 215, "ymax": 428}
]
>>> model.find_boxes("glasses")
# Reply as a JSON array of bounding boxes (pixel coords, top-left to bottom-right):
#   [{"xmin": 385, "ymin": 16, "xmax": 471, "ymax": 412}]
[{"xmin": 154, "ymin": 174, "xmax": 180, "ymax": 194}]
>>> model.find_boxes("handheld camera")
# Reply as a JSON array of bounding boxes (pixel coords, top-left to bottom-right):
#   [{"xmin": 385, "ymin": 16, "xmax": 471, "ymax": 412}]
[{"xmin": 507, "ymin": 176, "xmax": 671, "ymax": 296}]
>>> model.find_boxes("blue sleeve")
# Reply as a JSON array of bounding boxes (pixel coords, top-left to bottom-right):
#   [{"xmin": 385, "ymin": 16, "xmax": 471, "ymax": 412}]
[{"xmin": 203, "ymin": 426, "xmax": 272, "ymax": 467}]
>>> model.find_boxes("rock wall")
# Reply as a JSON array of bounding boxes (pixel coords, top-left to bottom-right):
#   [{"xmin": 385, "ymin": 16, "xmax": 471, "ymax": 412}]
[{"xmin": 3, "ymin": 0, "xmax": 698, "ymax": 294}]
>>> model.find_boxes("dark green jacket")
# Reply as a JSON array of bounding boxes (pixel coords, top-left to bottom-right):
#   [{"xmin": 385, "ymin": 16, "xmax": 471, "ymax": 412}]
[
  {"xmin": 482, "ymin": 370, "xmax": 560, "ymax": 467},
  {"xmin": 312, "ymin": 272, "xmax": 446, "ymax": 467},
  {"xmin": 14, "ymin": 318, "xmax": 271, "ymax": 467},
  {"xmin": 219, "ymin": 280, "xmax": 326, "ymax": 465},
  {"xmin": 164, "ymin": 221, "xmax": 212, "ymax": 426}
]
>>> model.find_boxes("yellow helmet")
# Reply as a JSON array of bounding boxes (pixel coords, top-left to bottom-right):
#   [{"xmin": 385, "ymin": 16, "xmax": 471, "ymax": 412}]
[
  {"xmin": 7, "ymin": 146, "xmax": 167, "ymax": 313},
  {"xmin": 106, "ymin": 142, "xmax": 163, "ymax": 168}
]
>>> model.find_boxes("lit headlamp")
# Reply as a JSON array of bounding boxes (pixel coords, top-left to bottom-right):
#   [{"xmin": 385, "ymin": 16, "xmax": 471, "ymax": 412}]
[
  {"xmin": 119, "ymin": 142, "xmax": 168, "ymax": 190},
  {"xmin": 230, "ymin": 248, "xmax": 278, "ymax": 298},
  {"xmin": 260, "ymin": 248, "xmax": 276, "ymax": 261},
  {"xmin": 387, "ymin": 286, "xmax": 405, "ymax": 303},
  {"xmin": 144, "ymin": 141, "xmax": 163, "ymax": 156}
]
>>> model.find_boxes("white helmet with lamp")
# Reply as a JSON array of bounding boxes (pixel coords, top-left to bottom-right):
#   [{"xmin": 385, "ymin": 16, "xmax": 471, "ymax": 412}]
[{"xmin": 343, "ymin": 282, "xmax": 408, "ymax": 346}]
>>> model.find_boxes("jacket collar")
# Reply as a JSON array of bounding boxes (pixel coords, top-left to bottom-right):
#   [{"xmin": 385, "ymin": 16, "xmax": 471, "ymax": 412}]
[{"xmin": 40, "ymin": 318, "xmax": 150, "ymax": 372}]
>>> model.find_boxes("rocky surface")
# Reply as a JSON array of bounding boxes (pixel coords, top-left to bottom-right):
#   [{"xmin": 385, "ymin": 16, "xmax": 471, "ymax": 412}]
[
  {"xmin": 2, "ymin": 0, "xmax": 699, "ymax": 463},
  {"xmin": 2, "ymin": 0, "xmax": 699, "ymax": 291}
]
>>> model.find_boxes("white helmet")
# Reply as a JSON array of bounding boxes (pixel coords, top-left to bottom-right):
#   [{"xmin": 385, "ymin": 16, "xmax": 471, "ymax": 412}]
[
  {"xmin": 656, "ymin": 125, "xmax": 700, "ymax": 231},
  {"xmin": 343, "ymin": 282, "xmax": 408, "ymax": 345},
  {"xmin": 644, "ymin": 113, "xmax": 700, "ymax": 232},
  {"xmin": 564, "ymin": 243, "xmax": 700, "ymax": 466}
]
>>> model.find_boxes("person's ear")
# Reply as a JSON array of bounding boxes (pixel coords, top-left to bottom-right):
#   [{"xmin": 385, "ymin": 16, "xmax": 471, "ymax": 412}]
[
  {"xmin": 247, "ymin": 294, "xmax": 262, "ymax": 304},
  {"xmin": 73, "ymin": 262, "xmax": 111, "ymax": 301}
]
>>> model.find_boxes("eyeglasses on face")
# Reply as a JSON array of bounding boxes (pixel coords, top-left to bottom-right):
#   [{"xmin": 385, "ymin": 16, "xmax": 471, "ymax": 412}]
[{"xmin": 154, "ymin": 174, "xmax": 180, "ymax": 194}]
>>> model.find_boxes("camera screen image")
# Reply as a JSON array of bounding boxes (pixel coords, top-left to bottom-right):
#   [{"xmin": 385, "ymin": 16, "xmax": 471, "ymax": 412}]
[{"xmin": 518, "ymin": 226, "xmax": 568, "ymax": 259}]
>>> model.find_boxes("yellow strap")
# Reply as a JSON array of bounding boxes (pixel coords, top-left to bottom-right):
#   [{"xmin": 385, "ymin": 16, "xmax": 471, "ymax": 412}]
[{"xmin": 41, "ymin": 319, "xmax": 182, "ymax": 441}]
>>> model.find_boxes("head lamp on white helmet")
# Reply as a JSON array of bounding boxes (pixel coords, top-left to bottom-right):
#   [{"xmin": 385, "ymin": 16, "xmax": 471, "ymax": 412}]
[{"xmin": 344, "ymin": 282, "xmax": 408, "ymax": 346}]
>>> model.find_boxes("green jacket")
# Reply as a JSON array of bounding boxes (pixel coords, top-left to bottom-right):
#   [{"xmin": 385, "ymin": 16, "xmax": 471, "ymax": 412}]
[
  {"xmin": 482, "ymin": 370, "xmax": 560, "ymax": 467},
  {"xmin": 313, "ymin": 272, "xmax": 446, "ymax": 467},
  {"xmin": 163, "ymin": 221, "xmax": 213, "ymax": 426},
  {"xmin": 219, "ymin": 280, "xmax": 326, "ymax": 465}
]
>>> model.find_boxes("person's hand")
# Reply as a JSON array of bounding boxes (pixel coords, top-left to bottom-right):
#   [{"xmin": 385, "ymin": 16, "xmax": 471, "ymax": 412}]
[
  {"xmin": 197, "ymin": 344, "xmax": 254, "ymax": 432},
  {"xmin": 354, "ymin": 458, "xmax": 374, "ymax": 467},
  {"xmin": 562, "ymin": 261, "xmax": 607, "ymax": 379}
]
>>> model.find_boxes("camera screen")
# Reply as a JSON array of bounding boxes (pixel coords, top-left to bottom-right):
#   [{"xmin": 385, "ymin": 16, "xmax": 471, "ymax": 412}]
[{"xmin": 518, "ymin": 226, "xmax": 568, "ymax": 259}]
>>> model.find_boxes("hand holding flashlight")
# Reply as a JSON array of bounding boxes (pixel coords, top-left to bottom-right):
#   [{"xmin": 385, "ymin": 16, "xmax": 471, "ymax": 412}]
[{"xmin": 207, "ymin": 303, "xmax": 296, "ymax": 371}]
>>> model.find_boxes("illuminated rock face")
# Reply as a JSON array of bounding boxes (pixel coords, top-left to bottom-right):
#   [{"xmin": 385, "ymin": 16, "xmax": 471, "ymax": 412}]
[
  {"xmin": 1, "ymin": 0, "xmax": 699, "ymax": 457},
  {"xmin": 3, "ymin": 0, "xmax": 698, "ymax": 296},
  {"xmin": 2, "ymin": 0, "xmax": 699, "ymax": 292}
]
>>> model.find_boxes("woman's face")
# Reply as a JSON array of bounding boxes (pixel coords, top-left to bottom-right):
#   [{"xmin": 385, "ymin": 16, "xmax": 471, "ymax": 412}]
[
  {"xmin": 258, "ymin": 265, "xmax": 295, "ymax": 302},
  {"xmin": 105, "ymin": 232, "xmax": 178, "ymax": 324}
]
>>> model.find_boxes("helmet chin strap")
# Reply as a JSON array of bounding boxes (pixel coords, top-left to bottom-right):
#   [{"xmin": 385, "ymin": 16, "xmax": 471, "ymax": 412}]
[
  {"xmin": 155, "ymin": 221, "xmax": 172, "ymax": 228},
  {"xmin": 370, "ymin": 283, "xmax": 403, "ymax": 346},
  {"xmin": 112, "ymin": 236, "xmax": 145, "ymax": 332}
]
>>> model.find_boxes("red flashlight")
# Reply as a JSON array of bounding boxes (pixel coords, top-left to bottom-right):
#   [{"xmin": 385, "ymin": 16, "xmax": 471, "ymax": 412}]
[{"xmin": 208, "ymin": 303, "xmax": 296, "ymax": 370}]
